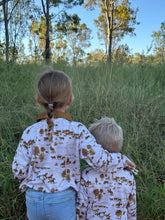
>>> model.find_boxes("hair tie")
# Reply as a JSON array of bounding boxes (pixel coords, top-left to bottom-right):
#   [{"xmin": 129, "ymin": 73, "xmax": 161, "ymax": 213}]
[{"xmin": 48, "ymin": 103, "xmax": 53, "ymax": 107}]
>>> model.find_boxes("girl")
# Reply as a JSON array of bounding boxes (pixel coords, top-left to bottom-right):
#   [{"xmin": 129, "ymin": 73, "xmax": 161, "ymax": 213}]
[{"xmin": 12, "ymin": 70, "xmax": 135, "ymax": 220}]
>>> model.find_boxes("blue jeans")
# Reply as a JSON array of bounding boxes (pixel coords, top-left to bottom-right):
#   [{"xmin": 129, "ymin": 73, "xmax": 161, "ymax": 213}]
[{"xmin": 26, "ymin": 188, "xmax": 76, "ymax": 220}]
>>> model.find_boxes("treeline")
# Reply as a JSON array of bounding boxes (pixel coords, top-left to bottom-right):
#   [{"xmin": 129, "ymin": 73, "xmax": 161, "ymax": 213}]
[{"xmin": 0, "ymin": 0, "xmax": 164, "ymax": 65}]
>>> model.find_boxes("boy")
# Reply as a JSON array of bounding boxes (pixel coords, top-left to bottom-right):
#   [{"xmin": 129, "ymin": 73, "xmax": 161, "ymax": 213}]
[{"xmin": 77, "ymin": 117, "xmax": 137, "ymax": 220}]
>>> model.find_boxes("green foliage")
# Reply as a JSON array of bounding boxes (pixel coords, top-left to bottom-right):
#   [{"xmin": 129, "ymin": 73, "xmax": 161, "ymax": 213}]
[
  {"xmin": 152, "ymin": 21, "xmax": 165, "ymax": 64},
  {"xmin": 85, "ymin": 49, "xmax": 107, "ymax": 65},
  {"xmin": 132, "ymin": 52, "xmax": 165, "ymax": 65},
  {"xmin": 113, "ymin": 44, "xmax": 130, "ymax": 63},
  {"xmin": 86, "ymin": 0, "xmax": 139, "ymax": 61},
  {"xmin": 0, "ymin": 63, "xmax": 165, "ymax": 219},
  {"xmin": 55, "ymin": 13, "xmax": 91, "ymax": 64}
]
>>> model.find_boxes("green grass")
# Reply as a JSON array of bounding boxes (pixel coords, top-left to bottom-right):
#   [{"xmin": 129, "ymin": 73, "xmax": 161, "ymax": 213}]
[{"xmin": 0, "ymin": 62, "xmax": 165, "ymax": 219}]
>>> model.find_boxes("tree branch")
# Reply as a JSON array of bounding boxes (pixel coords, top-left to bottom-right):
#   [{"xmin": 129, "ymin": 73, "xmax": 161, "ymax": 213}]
[
  {"xmin": 51, "ymin": 9, "xmax": 64, "ymax": 19},
  {"xmin": 8, "ymin": 0, "xmax": 19, "ymax": 22},
  {"xmin": 113, "ymin": 21, "xmax": 124, "ymax": 31},
  {"xmin": 41, "ymin": 0, "xmax": 47, "ymax": 17}
]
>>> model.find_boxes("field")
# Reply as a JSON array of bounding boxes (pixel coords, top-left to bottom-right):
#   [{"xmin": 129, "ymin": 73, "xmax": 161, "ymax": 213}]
[{"xmin": 0, "ymin": 61, "xmax": 165, "ymax": 219}]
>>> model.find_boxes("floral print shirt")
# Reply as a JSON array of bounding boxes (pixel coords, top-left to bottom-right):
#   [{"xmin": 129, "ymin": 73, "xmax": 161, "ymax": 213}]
[
  {"xmin": 77, "ymin": 167, "xmax": 136, "ymax": 220},
  {"xmin": 12, "ymin": 111, "xmax": 129, "ymax": 193}
]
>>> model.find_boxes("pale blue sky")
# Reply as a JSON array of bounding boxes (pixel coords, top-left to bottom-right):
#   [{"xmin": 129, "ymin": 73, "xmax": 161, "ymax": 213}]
[
  {"xmin": 26, "ymin": 0, "xmax": 165, "ymax": 55},
  {"xmin": 67, "ymin": 0, "xmax": 165, "ymax": 55}
]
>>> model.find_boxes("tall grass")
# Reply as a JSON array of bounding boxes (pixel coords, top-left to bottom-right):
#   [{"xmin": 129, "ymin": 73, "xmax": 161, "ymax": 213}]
[{"xmin": 0, "ymin": 62, "xmax": 165, "ymax": 219}]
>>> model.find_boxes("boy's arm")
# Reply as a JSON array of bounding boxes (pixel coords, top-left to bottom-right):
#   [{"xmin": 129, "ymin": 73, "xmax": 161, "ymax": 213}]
[
  {"xmin": 12, "ymin": 129, "xmax": 33, "ymax": 182},
  {"xmin": 79, "ymin": 125, "xmax": 135, "ymax": 173},
  {"xmin": 77, "ymin": 176, "xmax": 89, "ymax": 220},
  {"xmin": 127, "ymin": 177, "xmax": 137, "ymax": 220}
]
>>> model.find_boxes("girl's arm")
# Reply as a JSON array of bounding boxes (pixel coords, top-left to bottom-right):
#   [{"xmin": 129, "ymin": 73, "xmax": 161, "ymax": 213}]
[
  {"xmin": 12, "ymin": 128, "xmax": 33, "ymax": 182},
  {"xmin": 79, "ymin": 124, "xmax": 135, "ymax": 173}
]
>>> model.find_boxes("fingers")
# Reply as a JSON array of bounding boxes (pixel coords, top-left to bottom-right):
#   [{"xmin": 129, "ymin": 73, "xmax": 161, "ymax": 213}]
[
  {"xmin": 125, "ymin": 160, "xmax": 139, "ymax": 175},
  {"xmin": 131, "ymin": 168, "xmax": 139, "ymax": 175},
  {"xmin": 126, "ymin": 160, "xmax": 136, "ymax": 169}
]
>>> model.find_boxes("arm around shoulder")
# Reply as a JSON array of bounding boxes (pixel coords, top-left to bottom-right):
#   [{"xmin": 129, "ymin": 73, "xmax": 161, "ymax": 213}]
[{"xmin": 78, "ymin": 124, "xmax": 131, "ymax": 172}]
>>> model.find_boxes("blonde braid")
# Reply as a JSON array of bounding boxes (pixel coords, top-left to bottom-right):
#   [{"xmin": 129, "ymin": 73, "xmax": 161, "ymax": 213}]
[
  {"xmin": 37, "ymin": 70, "xmax": 73, "ymax": 142},
  {"xmin": 46, "ymin": 104, "xmax": 54, "ymax": 141}
]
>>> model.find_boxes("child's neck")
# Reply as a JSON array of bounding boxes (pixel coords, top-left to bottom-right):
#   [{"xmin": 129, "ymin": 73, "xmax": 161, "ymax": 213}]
[
  {"xmin": 55, "ymin": 96, "xmax": 72, "ymax": 113},
  {"xmin": 55, "ymin": 105, "xmax": 69, "ymax": 113}
]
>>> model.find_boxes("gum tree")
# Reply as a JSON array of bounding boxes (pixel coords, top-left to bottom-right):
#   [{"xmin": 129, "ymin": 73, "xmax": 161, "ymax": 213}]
[
  {"xmin": 0, "ymin": 0, "xmax": 19, "ymax": 62},
  {"xmin": 40, "ymin": 0, "xmax": 84, "ymax": 63},
  {"xmin": 0, "ymin": 0, "xmax": 37, "ymax": 62},
  {"xmin": 55, "ymin": 13, "xmax": 91, "ymax": 65},
  {"xmin": 84, "ymin": 0, "xmax": 139, "ymax": 63}
]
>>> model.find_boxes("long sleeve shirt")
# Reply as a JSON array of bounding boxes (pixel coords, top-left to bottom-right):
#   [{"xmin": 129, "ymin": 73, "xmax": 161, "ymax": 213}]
[
  {"xmin": 77, "ymin": 167, "xmax": 136, "ymax": 220},
  {"xmin": 12, "ymin": 111, "xmax": 129, "ymax": 193}
]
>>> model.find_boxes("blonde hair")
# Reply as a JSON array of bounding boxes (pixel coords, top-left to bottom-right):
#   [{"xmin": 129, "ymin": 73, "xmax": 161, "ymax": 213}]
[
  {"xmin": 89, "ymin": 117, "xmax": 123, "ymax": 153},
  {"xmin": 37, "ymin": 70, "xmax": 72, "ymax": 140}
]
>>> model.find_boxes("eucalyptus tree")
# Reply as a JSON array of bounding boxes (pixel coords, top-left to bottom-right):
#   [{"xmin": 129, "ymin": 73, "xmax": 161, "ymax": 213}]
[
  {"xmin": 29, "ymin": 16, "xmax": 54, "ymax": 63},
  {"xmin": 39, "ymin": 0, "xmax": 84, "ymax": 63},
  {"xmin": 0, "ymin": 0, "xmax": 37, "ymax": 62},
  {"xmin": 0, "ymin": 0, "xmax": 19, "ymax": 62},
  {"xmin": 29, "ymin": 19, "xmax": 44, "ymax": 62},
  {"xmin": 68, "ymin": 22, "xmax": 91, "ymax": 65},
  {"xmin": 54, "ymin": 13, "xmax": 91, "ymax": 65},
  {"xmin": 84, "ymin": 0, "xmax": 139, "ymax": 63},
  {"xmin": 10, "ymin": 1, "xmax": 38, "ymax": 62}
]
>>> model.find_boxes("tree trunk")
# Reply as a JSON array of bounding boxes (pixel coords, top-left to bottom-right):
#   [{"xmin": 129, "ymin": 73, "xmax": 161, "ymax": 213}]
[
  {"xmin": 3, "ymin": 0, "xmax": 9, "ymax": 62},
  {"xmin": 45, "ymin": 0, "xmax": 50, "ymax": 62},
  {"xmin": 105, "ymin": 0, "xmax": 114, "ymax": 63}
]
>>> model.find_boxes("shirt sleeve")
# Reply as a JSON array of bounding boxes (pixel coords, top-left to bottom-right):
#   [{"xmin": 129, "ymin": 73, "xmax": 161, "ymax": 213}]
[
  {"xmin": 12, "ymin": 128, "xmax": 34, "ymax": 182},
  {"xmin": 127, "ymin": 177, "xmax": 137, "ymax": 220},
  {"xmin": 77, "ymin": 175, "xmax": 89, "ymax": 220},
  {"xmin": 79, "ymin": 124, "xmax": 127, "ymax": 173}
]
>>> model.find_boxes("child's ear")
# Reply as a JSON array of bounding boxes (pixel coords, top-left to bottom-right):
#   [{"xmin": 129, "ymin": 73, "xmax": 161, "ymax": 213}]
[
  {"xmin": 35, "ymin": 96, "xmax": 42, "ymax": 106},
  {"xmin": 67, "ymin": 96, "xmax": 73, "ymax": 106}
]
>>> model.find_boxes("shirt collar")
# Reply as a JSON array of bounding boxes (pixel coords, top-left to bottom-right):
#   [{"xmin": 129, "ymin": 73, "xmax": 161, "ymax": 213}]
[{"xmin": 37, "ymin": 110, "xmax": 72, "ymax": 122}]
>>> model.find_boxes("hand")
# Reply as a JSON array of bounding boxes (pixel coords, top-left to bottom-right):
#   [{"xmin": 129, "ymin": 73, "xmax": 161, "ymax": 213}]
[{"xmin": 125, "ymin": 160, "xmax": 139, "ymax": 175}]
